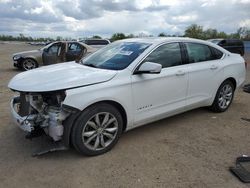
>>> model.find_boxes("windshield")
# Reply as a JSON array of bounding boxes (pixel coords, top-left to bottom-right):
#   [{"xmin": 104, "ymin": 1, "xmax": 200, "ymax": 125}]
[
  {"xmin": 39, "ymin": 42, "xmax": 53, "ymax": 50},
  {"xmin": 81, "ymin": 41, "xmax": 151, "ymax": 70}
]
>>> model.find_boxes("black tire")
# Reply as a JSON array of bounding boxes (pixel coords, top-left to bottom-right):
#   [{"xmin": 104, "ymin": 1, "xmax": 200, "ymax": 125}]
[
  {"xmin": 71, "ymin": 103, "xmax": 123, "ymax": 156},
  {"xmin": 21, "ymin": 58, "xmax": 38, "ymax": 71},
  {"xmin": 210, "ymin": 80, "xmax": 235, "ymax": 113}
]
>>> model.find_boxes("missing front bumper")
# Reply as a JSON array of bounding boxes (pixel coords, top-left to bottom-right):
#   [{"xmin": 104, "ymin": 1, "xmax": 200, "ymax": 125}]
[
  {"xmin": 11, "ymin": 97, "xmax": 69, "ymax": 156},
  {"xmin": 10, "ymin": 97, "xmax": 35, "ymax": 132}
]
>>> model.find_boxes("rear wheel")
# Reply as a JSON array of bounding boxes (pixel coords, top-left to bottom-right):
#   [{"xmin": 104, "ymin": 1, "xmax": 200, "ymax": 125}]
[
  {"xmin": 21, "ymin": 58, "xmax": 38, "ymax": 71},
  {"xmin": 210, "ymin": 80, "xmax": 235, "ymax": 112},
  {"xmin": 71, "ymin": 103, "xmax": 123, "ymax": 156}
]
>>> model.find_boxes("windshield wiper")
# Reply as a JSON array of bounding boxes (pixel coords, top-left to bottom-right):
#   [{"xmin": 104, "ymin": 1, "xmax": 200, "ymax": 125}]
[{"xmin": 84, "ymin": 63, "xmax": 98, "ymax": 68}]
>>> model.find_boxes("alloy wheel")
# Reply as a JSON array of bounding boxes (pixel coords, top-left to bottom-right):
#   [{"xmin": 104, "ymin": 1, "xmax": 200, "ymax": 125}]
[
  {"xmin": 218, "ymin": 84, "xmax": 233, "ymax": 109},
  {"xmin": 82, "ymin": 112, "xmax": 118, "ymax": 151},
  {"xmin": 23, "ymin": 59, "xmax": 36, "ymax": 70}
]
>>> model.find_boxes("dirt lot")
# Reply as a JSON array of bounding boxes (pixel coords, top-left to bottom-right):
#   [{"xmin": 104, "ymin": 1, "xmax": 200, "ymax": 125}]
[{"xmin": 0, "ymin": 42, "xmax": 250, "ymax": 188}]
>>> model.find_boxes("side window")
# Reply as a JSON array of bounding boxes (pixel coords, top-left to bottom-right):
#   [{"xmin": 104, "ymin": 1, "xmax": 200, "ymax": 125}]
[
  {"xmin": 210, "ymin": 47, "xmax": 223, "ymax": 60},
  {"xmin": 142, "ymin": 43, "xmax": 182, "ymax": 68},
  {"xmin": 48, "ymin": 43, "xmax": 61, "ymax": 54},
  {"xmin": 185, "ymin": 43, "xmax": 214, "ymax": 63},
  {"xmin": 68, "ymin": 43, "xmax": 81, "ymax": 52}
]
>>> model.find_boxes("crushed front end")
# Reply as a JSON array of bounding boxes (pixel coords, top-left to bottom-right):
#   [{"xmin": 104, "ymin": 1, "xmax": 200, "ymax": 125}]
[{"xmin": 10, "ymin": 91, "xmax": 72, "ymax": 142}]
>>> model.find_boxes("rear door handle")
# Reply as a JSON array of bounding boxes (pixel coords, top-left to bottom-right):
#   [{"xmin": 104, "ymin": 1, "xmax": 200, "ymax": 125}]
[
  {"xmin": 176, "ymin": 70, "xmax": 185, "ymax": 76},
  {"xmin": 210, "ymin": 65, "xmax": 218, "ymax": 70}
]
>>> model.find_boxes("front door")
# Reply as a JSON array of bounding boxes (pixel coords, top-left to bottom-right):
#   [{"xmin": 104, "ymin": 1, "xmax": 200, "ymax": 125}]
[
  {"xmin": 42, "ymin": 42, "xmax": 64, "ymax": 65},
  {"xmin": 131, "ymin": 42, "xmax": 188, "ymax": 126}
]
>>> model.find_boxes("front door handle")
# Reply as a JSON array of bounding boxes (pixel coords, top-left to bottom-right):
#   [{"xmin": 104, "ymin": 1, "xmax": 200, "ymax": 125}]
[
  {"xmin": 176, "ymin": 70, "xmax": 185, "ymax": 76},
  {"xmin": 210, "ymin": 65, "xmax": 218, "ymax": 70}
]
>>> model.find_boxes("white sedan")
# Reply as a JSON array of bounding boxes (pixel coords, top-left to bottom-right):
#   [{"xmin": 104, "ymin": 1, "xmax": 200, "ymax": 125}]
[{"xmin": 8, "ymin": 37, "xmax": 246, "ymax": 156}]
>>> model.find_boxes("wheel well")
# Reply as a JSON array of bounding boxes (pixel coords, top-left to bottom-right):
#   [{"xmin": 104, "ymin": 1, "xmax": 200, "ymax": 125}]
[
  {"xmin": 88, "ymin": 100, "xmax": 128, "ymax": 132},
  {"xmin": 225, "ymin": 77, "xmax": 237, "ymax": 90},
  {"xmin": 66, "ymin": 100, "xmax": 128, "ymax": 148}
]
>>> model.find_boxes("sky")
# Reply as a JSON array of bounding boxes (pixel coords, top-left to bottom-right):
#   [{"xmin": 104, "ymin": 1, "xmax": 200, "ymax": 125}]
[{"xmin": 0, "ymin": 0, "xmax": 249, "ymax": 38}]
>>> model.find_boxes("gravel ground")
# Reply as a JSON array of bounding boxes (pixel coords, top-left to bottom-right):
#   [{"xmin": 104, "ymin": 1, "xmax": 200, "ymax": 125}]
[{"xmin": 0, "ymin": 42, "xmax": 250, "ymax": 188}]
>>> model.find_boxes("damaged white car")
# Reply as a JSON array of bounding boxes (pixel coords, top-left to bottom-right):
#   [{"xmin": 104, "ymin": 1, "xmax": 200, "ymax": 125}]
[{"xmin": 8, "ymin": 38, "xmax": 246, "ymax": 156}]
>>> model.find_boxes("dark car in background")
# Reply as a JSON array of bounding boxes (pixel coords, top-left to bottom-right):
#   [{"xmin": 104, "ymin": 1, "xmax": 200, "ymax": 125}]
[
  {"xmin": 80, "ymin": 39, "xmax": 110, "ymax": 49},
  {"xmin": 12, "ymin": 41, "xmax": 96, "ymax": 71},
  {"xmin": 208, "ymin": 39, "xmax": 244, "ymax": 56}
]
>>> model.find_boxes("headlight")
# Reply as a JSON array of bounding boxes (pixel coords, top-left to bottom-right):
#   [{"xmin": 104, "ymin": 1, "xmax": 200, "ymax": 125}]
[{"xmin": 13, "ymin": 55, "xmax": 21, "ymax": 61}]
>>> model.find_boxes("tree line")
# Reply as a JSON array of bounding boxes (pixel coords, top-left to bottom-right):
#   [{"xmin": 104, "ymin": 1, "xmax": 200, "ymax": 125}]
[
  {"xmin": 0, "ymin": 33, "xmax": 55, "ymax": 42},
  {"xmin": 0, "ymin": 24, "xmax": 249, "ymax": 42},
  {"xmin": 183, "ymin": 24, "xmax": 250, "ymax": 40}
]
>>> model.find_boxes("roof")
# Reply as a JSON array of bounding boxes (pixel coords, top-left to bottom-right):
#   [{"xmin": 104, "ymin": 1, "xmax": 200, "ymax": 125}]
[
  {"xmin": 118, "ymin": 37, "xmax": 231, "ymax": 54},
  {"xmin": 49, "ymin": 41, "xmax": 96, "ymax": 51},
  {"xmin": 119, "ymin": 37, "xmax": 209, "ymax": 45},
  {"xmin": 82, "ymin": 39, "xmax": 110, "ymax": 41},
  {"xmin": 208, "ymin": 38, "xmax": 224, "ymax": 41}
]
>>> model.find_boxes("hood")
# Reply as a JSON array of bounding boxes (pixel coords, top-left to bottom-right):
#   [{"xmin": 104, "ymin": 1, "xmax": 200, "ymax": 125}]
[
  {"xmin": 13, "ymin": 49, "xmax": 41, "ymax": 57},
  {"xmin": 8, "ymin": 62, "xmax": 117, "ymax": 92}
]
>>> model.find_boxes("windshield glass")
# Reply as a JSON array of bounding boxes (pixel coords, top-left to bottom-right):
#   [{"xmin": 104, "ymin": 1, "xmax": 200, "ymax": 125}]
[
  {"xmin": 81, "ymin": 42, "xmax": 151, "ymax": 70},
  {"xmin": 39, "ymin": 42, "xmax": 53, "ymax": 50}
]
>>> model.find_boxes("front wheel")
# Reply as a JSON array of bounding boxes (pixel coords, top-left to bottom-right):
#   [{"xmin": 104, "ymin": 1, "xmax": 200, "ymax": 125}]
[
  {"xmin": 21, "ymin": 58, "xmax": 38, "ymax": 71},
  {"xmin": 71, "ymin": 103, "xmax": 123, "ymax": 156},
  {"xmin": 210, "ymin": 80, "xmax": 235, "ymax": 112}
]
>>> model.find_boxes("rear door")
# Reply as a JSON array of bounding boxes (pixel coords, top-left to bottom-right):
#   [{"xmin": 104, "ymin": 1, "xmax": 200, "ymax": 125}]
[
  {"xmin": 66, "ymin": 42, "xmax": 85, "ymax": 62},
  {"xmin": 184, "ymin": 42, "xmax": 224, "ymax": 107}
]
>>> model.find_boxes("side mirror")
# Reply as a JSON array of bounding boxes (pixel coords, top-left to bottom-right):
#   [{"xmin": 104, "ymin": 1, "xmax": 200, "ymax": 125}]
[
  {"xmin": 43, "ymin": 48, "xmax": 48, "ymax": 52},
  {"xmin": 135, "ymin": 62, "xmax": 162, "ymax": 74}
]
